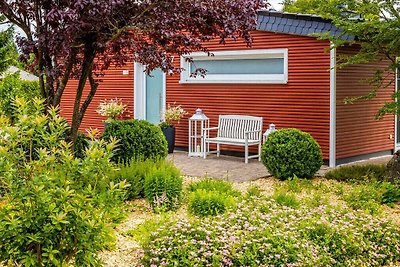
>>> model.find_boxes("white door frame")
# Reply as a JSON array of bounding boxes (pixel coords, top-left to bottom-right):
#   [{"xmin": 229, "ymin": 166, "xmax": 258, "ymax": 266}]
[
  {"xmin": 395, "ymin": 66, "xmax": 399, "ymax": 151},
  {"xmin": 133, "ymin": 63, "xmax": 167, "ymax": 122}
]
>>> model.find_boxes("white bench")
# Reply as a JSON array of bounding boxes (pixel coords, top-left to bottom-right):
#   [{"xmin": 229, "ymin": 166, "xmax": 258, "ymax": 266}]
[{"xmin": 202, "ymin": 115, "xmax": 263, "ymax": 164}]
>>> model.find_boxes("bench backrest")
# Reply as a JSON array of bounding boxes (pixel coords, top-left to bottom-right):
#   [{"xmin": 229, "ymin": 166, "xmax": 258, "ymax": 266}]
[{"xmin": 217, "ymin": 115, "xmax": 263, "ymax": 140}]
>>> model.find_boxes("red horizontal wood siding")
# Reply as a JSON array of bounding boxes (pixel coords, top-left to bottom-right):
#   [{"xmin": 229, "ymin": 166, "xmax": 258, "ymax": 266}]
[
  {"xmin": 168, "ymin": 31, "xmax": 332, "ymax": 159},
  {"xmin": 336, "ymin": 46, "xmax": 395, "ymax": 159},
  {"xmin": 60, "ymin": 63, "xmax": 134, "ymax": 132}
]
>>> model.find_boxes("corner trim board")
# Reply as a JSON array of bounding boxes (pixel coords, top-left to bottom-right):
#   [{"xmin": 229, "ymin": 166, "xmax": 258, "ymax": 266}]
[{"xmin": 329, "ymin": 42, "xmax": 337, "ymax": 167}]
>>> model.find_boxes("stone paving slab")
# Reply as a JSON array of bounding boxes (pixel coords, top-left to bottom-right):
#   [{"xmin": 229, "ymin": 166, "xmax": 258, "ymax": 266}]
[{"xmin": 167, "ymin": 151, "xmax": 392, "ymax": 183}]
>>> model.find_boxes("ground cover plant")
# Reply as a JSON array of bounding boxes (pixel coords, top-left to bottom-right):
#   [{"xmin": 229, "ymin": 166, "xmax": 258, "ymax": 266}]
[
  {"xmin": 325, "ymin": 164, "xmax": 400, "ymax": 208},
  {"xmin": 137, "ymin": 195, "xmax": 400, "ymax": 267}
]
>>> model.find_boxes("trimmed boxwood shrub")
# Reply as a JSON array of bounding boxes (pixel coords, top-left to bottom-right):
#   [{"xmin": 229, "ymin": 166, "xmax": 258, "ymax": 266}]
[
  {"xmin": 261, "ymin": 128, "xmax": 323, "ymax": 180},
  {"xmin": 102, "ymin": 119, "xmax": 168, "ymax": 163}
]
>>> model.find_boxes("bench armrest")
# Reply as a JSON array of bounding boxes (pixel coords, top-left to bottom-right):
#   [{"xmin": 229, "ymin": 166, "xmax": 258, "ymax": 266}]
[
  {"xmin": 245, "ymin": 130, "xmax": 262, "ymax": 141},
  {"xmin": 203, "ymin": 127, "xmax": 219, "ymax": 131}
]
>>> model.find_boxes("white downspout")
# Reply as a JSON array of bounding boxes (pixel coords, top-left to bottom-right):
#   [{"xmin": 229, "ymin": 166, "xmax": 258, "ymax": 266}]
[{"xmin": 329, "ymin": 42, "xmax": 337, "ymax": 168}]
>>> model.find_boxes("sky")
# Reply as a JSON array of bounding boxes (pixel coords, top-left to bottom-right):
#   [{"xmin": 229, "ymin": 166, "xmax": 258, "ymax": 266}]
[{"xmin": 268, "ymin": 0, "xmax": 284, "ymax": 11}]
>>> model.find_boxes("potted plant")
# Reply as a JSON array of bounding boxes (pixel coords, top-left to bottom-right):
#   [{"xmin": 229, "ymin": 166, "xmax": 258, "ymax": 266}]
[
  {"xmin": 96, "ymin": 98, "xmax": 127, "ymax": 127},
  {"xmin": 160, "ymin": 104, "xmax": 187, "ymax": 153}
]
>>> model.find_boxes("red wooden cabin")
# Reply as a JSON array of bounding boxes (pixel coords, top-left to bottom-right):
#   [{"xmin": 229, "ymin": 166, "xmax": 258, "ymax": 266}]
[{"xmin": 61, "ymin": 11, "xmax": 395, "ymax": 167}]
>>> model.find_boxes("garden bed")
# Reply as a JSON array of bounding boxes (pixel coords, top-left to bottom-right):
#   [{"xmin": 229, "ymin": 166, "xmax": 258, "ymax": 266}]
[{"xmin": 99, "ymin": 176, "xmax": 400, "ymax": 267}]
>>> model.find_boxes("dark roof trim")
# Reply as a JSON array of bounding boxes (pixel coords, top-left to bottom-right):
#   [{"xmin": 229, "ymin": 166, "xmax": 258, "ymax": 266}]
[{"xmin": 256, "ymin": 10, "xmax": 355, "ymax": 41}]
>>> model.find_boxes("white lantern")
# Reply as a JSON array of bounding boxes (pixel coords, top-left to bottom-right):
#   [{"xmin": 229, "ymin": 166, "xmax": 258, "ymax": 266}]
[
  {"xmin": 188, "ymin": 108, "xmax": 209, "ymax": 157},
  {"xmin": 263, "ymin": 123, "xmax": 276, "ymax": 143}
]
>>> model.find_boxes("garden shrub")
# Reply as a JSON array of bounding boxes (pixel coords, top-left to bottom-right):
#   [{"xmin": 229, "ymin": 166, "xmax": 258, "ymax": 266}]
[
  {"xmin": 188, "ymin": 189, "xmax": 236, "ymax": 217},
  {"xmin": 0, "ymin": 174, "xmax": 114, "ymax": 267},
  {"xmin": 144, "ymin": 161, "xmax": 183, "ymax": 212},
  {"xmin": 0, "ymin": 73, "xmax": 40, "ymax": 118},
  {"xmin": 74, "ymin": 131, "xmax": 90, "ymax": 159},
  {"xmin": 187, "ymin": 178, "xmax": 241, "ymax": 217},
  {"xmin": 111, "ymin": 160, "xmax": 158, "ymax": 200},
  {"xmin": 102, "ymin": 119, "xmax": 168, "ymax": 163},
  {"xmin": 0, "ymin": 98, "xmax": 128, "ymax": 265},
  {"xmin": 325, "ymin": 164, "xmax": 387, "ymax": 183},
  {"xmin": 261, "ymin": 128, "xmax": 323, "ymax": 180},
  {"xmin": 139, "ymin": 197, "xmax": 400, "ymax": 266}
]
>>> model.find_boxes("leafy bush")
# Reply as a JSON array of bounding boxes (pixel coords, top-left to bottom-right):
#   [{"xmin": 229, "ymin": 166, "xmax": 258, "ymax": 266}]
[
  {"xmin": 111, "ymin": 160, "xmax": 158, "ymax": 200},
  {"xmin": 187, "ymin": 178, "xmax": 241, "ymax": 217},
  {"xmin": 188, "ymin": 189, "xmax": 236, "ymax": 217},
  {"xmin": 261, "ymin": 128, "xmax": 323, "ymax": 180},
  {"xmin": 0, "ymin": 98, "xmax": 128, "ymax": 266},
  {"xmin": 382, "ymin": 183, "xmax": 400, "ymax": 206},
  {"xmin": 102, "ymin": 119, "xmax": 168, "ymax": 163},
  {"xmin": 74, "ymin": 131, "xmax": 90, "ymax": 159},
  {"xmin": 0, "ymin": 174, "xmax": 114, "ymax": 267},
  {"xmin": 144, "ymin": 161, "xmax": 183, "ymax": 212},
  {"xmin": 139, "ymin": 197, "xmax": 400, "ymax": 266},
  {"xmin": 0, "ymin": 73, "xmax": 40, "ymax": 118},
  {"xmin": 325, "ymin": 164, "xmax": 387, "ymax": 183},
  {"xmin": 188, "ymin": 178, "xmax": 241, "ymax": 197}
]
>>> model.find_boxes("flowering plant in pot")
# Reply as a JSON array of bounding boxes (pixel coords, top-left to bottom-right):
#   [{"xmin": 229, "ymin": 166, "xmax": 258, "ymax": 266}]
[
  {"xmin": 160, "ymin": 104, "xmax": 187, "ymax": 153},
  {"xmin": 96, "ymin": 98, "xmax": 127, "ymax": 126}
]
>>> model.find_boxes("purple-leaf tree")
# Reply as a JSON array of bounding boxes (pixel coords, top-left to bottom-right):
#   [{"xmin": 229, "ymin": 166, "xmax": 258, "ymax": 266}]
[{"xmin": 0, "ymin": 0, "xmax": 263, "ymax": 144}]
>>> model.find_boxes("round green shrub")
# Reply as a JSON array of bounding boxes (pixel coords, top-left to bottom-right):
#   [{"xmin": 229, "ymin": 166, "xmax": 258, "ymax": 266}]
[
  {"xmin": 261, "ymin": 128, "xmax": 323, "ymax": 180},
  {"xmin": 102, "ymin": 119, "xmax": 168, "ymax": 163},
  {"xmin": 144, "ymin": 161, "xmax": 183, "ymax": 212}
]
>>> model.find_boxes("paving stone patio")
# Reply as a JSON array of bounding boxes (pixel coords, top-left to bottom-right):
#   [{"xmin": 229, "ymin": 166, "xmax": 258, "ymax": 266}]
[{"xmin": 167, "ymin": 151, "xmax": 392, "ymax": 183}]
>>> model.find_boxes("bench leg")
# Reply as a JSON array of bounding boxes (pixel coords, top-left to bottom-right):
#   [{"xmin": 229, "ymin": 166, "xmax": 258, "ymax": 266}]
[
  {"xmin": 217, "ymin": 144, "xmax": 220, "ymax": 157},
  {"xmin": 258, "ymin": 142, "xmax": 262, "ymax": 161},
  {"xmin": 245, "ymin": 145, "xmax": 248, "ymax": 164}
]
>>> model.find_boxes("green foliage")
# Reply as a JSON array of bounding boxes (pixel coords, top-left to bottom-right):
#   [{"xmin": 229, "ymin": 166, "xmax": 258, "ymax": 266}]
[
  {"xmin": 125, "ymin": 214, "xmax": 174, "ymax": 246},
  {"xmin": 74, "ymin": 131, "xmax": 90, "ymax": 159},
  {"xmin": 246, "ymin": 185, "xmax": 262, "ymax": 198},
  {"xmin": 187, "ymin": 178, "xmax": 241, "ymax": 217},
  {"xmin": 0, "ymin": 97, "xmax": 128, "ymax": 266},
  {"xmin": 188, "ymin": 178, "xmax": 241, "ymax": 197},
  {"xmin": 273, "ymin": 190, "xmax": 300, "ymax": 208},
  {"xmin": 102, "ymin": 119, "xmax": 168, "ymax": 163},
  {"xmin": 0, "ymin": 25, "xmax": 19, "ymax": 73},
  {"xmin": 111, "ymin": 160, "xmax": 158, "ymax": 200},
  {"xmin": 325, "ymin": 164, "xmax": 400, "ymax": 206},
  {"xmin": 382, "ymin": 183, "xmax": 400, "ymax": 206},
  {"xmin": 261, "ymin": 128, "xmax": 323, "ymax": 180},
  {"xmin": 283, "ymin": 0, "xmax": 352, "ymax": 16},
  {"xmin": 0, "ymin": 74, "xmax": 41, "ymax": 118},
  {"xmin": 188, "ymin": 189, "xmax": 236, "ymax": 217},
  {"xmin": 0, "ymin": 175, "xmax": 114, "ymax": 267},
  {"xmin": 144, "ymin": 161, "xmax": 183, "ymax": 212},
  {"xmin": 325, "ymin": 164, "xmax": 387, "ymax": 183},
  {"xmin": 139, "ymin": 197, "xmax": 400, "ymax": 266},
  {"xmin": 341, "ymin": 183, "xmax": 384, "ymax": 215}
]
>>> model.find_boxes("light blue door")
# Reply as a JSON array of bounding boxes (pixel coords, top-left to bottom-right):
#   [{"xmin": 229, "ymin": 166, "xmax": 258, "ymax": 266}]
[{"xmin": 145, "ymin": 68, "xmax": 164, "ymax": 124}]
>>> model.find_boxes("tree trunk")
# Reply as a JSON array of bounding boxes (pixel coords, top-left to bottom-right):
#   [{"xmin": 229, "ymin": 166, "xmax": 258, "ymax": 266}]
[
  {"xmin": 69, "ymin": 45, "xmax": 96, "ymax": 148},
  {"xmin": 385, "ymin": 150, "xmax": 400, "ymax": 183}
]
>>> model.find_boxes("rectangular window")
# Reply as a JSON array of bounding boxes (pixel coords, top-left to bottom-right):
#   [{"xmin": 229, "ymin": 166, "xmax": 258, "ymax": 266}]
[{"xmin": 180, "ymin": 49, "xmax": 288, "ymax": 84}]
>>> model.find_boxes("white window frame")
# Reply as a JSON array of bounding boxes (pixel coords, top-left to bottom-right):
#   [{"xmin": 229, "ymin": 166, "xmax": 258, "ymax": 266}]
[{"xmin": 180, "ymin": 48, "xmax": 288, "ymax": 84}]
